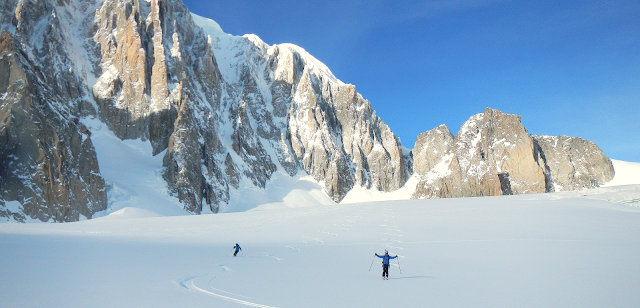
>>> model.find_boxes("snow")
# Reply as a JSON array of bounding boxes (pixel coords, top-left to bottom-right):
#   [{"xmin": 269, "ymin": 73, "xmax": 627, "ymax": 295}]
[
  {"xmin": 224, "ymin": 171, "xmax": 334, "ymax": 213},
  {"xmin": 341, "ymin": 175, "xmax": 420, "ymax": 204},
  {"xmin": 191, "ymin": 13, "xmax": 248, "ymax": 84},
  {"xmin": 97, "ymin": 207, "xmax": 163, "ymax": 220},
  {"xmin": 2, "ymin": 186, "xmax": 640, "ymax": 307},
  {"xmin": 416, "ymin": 152, "xmax": 455, "ymax": 185},
  {"xmin": 279, "ymin": 43, "xmax": 344, "ymax": 85},
  {"xmin": 603, "ymin": 159, "xmax": 640, "ymax": 187},
  {"xmin": 191, "ymin": 13, "xmax": 344, "ymax": 88},
  {"xmin": 80, "ymin": 117, "xmax": 187, "ymax": 217},
  {"xmin": 190, "ymin": 13, "xmax": 224, "ymax": 35},
  {"xmin": 171, "ymin": 32, "xmax": 182, "ymax": 60},
  {"xmin": 3, "ymin": 201, "xmax": 21, "ymax": 213},
  {"xmin": 469, "ymin": 129, "xmax": 482, "ymax": 156},
  {"xmin": 92, "ymin": 64, "xmax": 118, "ymax": 100}
]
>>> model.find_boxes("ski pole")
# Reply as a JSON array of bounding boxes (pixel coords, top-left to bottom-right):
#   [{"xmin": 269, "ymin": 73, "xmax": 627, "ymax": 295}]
[
  {"xmin": 397, "ymin": 257, "xmax": 402, "ymax": 274},
  {"xmin": 368, "ymin": 257, "xmax": 375, "ymax": 271}
]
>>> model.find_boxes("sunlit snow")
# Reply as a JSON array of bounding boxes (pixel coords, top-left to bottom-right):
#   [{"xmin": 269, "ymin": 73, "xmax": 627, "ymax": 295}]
[{"xmin": 2, "ymin": 185, "xmax": 640, "ymax": 307}]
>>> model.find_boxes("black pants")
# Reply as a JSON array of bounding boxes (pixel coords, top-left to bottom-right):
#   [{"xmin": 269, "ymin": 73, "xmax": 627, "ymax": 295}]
[
  {"xmin": 234, "ymin": 250, "xmax": 239, "ymax": 256},
  {"xmin": 382, "ymin": 264, "xmax": 389, "ymax": 278}
]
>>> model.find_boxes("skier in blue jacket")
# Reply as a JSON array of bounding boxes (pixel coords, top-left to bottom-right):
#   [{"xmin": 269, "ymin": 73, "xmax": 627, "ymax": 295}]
[
  {"xmin": 233, "ymin": 243, "xmax": 242, "ymax": 257},
  {"xmin": 375, "ymin": 250, "xmax": 398, "ymax": 280}
]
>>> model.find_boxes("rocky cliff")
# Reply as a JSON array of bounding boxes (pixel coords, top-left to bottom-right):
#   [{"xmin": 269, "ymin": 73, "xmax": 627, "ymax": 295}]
[
  {"xmin": 412, "ymin": 108, "xmax": 614, "ymax": 199},
  {"xmin": 0, "ymin": 0, "xmax": 106, "ymax": 222},
  {"xmin": 0, "ymin": 0, "xmax": 410, "ymax": 221},
  {"xmin": 533, "ymin": 135, "xmax": 614, "ymax": 191}
]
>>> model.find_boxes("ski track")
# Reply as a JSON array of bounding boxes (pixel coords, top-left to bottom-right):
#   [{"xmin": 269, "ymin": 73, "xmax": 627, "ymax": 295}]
[
  {"xmin": 370, "ymin": 205, "xmax": 404, "ymax": 279},
  {"xmin": 285, "ymin": 245, "xmax": 301, "ymax": 252},
  {"xmin": 182, "ymin": 275, "xmax": 278, "ymax": 308},
  {"xmin": 302, "ymin": 236, "xmax": 324, "ymax": 244},
  {"xmin": 262, "ymin": 252, "xmax": 281, "ymax": 261}
]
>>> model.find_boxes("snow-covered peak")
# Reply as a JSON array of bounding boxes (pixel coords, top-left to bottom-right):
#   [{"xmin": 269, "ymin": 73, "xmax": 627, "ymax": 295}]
[
  {"xmin": 277, "ymin": 43, "xmax": 343, "ymax": 85},
  {"xmin": 190, "ymin": 13, "xmax": 224, "ymax": 35},
  {"xmin": 191, "ymin": 13, "xmax": 344, "ymax": 86},
  {"xmin": 243, "ymin": 33, "xmax": 269, "ymax": 51}
]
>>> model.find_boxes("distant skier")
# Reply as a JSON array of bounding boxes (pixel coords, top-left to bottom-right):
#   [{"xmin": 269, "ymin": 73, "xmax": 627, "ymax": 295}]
[
  {"xmin": 233, "ymin": 243, "xmax": 242, "ymax": 257},
  {"xmin": 375, "ymin": 250, "xmax": 398, "ymax": 280}
]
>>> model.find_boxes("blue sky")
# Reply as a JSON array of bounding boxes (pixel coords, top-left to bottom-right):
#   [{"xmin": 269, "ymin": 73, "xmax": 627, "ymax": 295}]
[{"xmin": 182, "ymin": 0, "xmax": 640, "ymax": 162}]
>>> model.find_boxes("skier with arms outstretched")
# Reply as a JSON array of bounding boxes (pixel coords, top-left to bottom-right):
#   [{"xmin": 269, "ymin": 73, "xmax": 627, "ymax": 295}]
[
  {"xmin": 375, "ymin": 250, "xmax": 398, "ymax": 280},
  {"xmin": 233, "ymin": 243, "xmax": 242, "ymax": 257}
]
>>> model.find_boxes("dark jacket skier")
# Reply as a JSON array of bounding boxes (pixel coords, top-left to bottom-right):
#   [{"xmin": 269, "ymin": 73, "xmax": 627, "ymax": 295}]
[
  {"xmin": 233, "ymin": 243, "xmax": 242, "ymax": 256},
  {"xmin": 375, "ymin": 250, "xmax": 398, "ymax": 280}
]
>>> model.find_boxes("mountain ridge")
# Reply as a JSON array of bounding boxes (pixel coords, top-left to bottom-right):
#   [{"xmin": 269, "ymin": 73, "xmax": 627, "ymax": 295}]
[{"xmin": 0, "ymin": 0, "xmax": 615, "ymax": 222}]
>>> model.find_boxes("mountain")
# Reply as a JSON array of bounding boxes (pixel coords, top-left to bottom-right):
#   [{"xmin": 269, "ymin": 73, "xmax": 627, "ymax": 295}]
[
  {"xmin": 0, "ymin": 0, "xmax": 409, "ymax": 221},
  {"xmin": 0, "ymin": 1, "xmax": 107, "ymax": 222},
  {"xmin": 412, "ymin": 108, "xmax": 614, "ymax": 199},
  {"xmin": 0, "ymin": 0, "xmax": 615, "ymax": 222}
]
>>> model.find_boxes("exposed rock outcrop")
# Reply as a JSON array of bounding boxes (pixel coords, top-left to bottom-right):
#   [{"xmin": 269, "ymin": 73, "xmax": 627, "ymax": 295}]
[
  {"xmin": 412, "ymin": 108, "xmax": 613, "ymax": 199},
  {"xmin": 412, "ymin": 124, "xmax": 454, "ymax": 175},
  {"xmin": 0, "ymin": 21, "xmax": 106, "ymax": 222},
  {"xmin": 533, "ymin": 135, "xmax": 614, "ymax": 191},
  {"xmin": 1, "ymin": 0, "xmax": 411, "ymax": 220},
  {"xmin": 202, "ymin": 25, "xmax": 410, "ymax": 203}
]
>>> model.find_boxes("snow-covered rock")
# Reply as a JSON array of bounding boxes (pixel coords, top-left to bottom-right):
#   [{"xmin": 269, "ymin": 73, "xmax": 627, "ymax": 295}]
[
  {"xmin": 0, "ymin": 0, "xmax": 410, "ymax": 221},
  {"xmin": 533, "ymin": 135, "xmax": 614, "ymax": 191},
  {"xmin": 412, "ymin": 108, "xmax": 613, "ymax": 199},
  {"xmin": 192, "ymin": 13, "xmax": 411, "ymax": 203},
  {"xmin": 0, "ymin": 1, "xmax": 107, "ymax": 222}
]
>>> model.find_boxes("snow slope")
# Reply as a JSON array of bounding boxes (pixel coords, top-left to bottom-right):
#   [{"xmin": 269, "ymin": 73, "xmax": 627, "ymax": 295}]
[
  {"xmin": 76, "ymin": 117, "xmax": 334, "ymax": 217},
  {"xmin": 80, "ymin": 117, "xmax": 187, "ymax": 218},
  {"xmin": 1, "ymin": 186, "xmax": 640, "ymax": 307},
  {"xmin": 604, "ymin": 159, "xmax": 640, "ymax": 186}
]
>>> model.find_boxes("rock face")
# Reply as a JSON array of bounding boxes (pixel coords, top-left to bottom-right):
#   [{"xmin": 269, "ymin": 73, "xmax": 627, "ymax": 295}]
[
  {"xmin": 533, "ymin": 135, "xmax": 614, "ymax": 191},
  {"xmin": 412, "ymin": 108, "xmax": 613, "ymax": 199},
  {"xmin": 194, "ymin": 18, "xmax": 411, "ymax": 204},
  {"xmin": 412, "ymin": 124, "xmax": 454, "ymax": 175},
  {"xmin": 0, "ymin": 0, "xmax": 106, "ymax": 222},
  {"xmin": 0, "ymin": 0, "xmax": 410, "ymax": 221}
]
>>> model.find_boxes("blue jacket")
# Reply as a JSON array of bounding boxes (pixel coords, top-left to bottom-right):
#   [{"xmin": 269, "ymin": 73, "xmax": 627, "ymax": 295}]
[
  {"xmin": 234, "ymin": 244, "xmax": 241, "ymax": 252},
  {"xmin": 375, "ymin": 253, "xmax": 397, "ymax": 265}
]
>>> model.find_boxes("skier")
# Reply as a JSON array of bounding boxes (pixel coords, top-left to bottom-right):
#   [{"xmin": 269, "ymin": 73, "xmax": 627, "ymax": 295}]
[
  {"xmin": 233, "ymin": 243, "xmax": 242, "ymax": 257},
  {"xmin": 375, "ymin": 250, "xmax": 398, "ymax": 280}
]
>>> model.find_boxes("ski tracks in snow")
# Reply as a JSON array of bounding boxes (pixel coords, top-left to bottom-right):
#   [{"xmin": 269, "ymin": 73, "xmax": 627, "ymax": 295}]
[
  {"xmin": 262, "ymin": 252, "xmax": 282, "ymax": 261},
  {"xmin": 179, "ymin": 262, "xmax": 279, "ymax": 308},
  {"xmin": 379, "ymin": 205, "xmax": 405, "ymax": 270},
  {"xmin": 180, "ymin": 274, "xmax": 278, "ymax": 308}
]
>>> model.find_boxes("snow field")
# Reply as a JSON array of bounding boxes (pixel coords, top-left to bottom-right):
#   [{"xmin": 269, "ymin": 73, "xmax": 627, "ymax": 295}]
[
  {"xmin": 605, "ymin": 159, "xmax": 640, "ymax": 186},
  {"xmin": 2, "ymin": 191, "xmax": 640, "ymax": 307}
]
